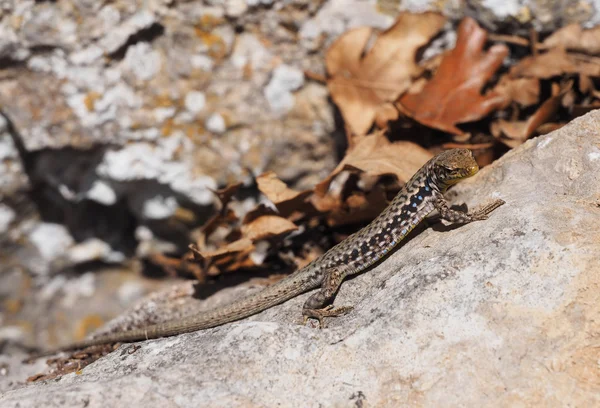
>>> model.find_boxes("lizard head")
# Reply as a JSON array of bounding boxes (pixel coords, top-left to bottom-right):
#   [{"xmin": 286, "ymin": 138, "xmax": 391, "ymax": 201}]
[{"xmin": 431, "ymin": 149, "xmax": 479, "ymax": 189}]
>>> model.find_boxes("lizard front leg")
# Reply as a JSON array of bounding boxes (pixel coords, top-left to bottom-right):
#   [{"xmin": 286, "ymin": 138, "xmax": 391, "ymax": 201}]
[
  {"xmin": 302, "ymin": 265, "xmax": 353, "ymax": 328},
  {"xmin": 434, "ymin": 196, "xmax": 505, "ymax": 223}
]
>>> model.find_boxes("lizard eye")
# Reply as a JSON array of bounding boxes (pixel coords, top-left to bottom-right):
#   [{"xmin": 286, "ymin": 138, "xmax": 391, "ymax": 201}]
[
  {"xmin": 446, "ymin": 168, "xmax": 462, "ymax": 179},
  {"xmin": 442, "ymin": 166, "xmax": 455, "ymax": 175}
]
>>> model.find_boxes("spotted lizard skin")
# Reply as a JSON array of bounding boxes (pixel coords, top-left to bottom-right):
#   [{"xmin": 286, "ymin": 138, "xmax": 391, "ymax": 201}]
[{"xmin": 50, "ymin": 148, "xmax": 504, "ymax": 352}]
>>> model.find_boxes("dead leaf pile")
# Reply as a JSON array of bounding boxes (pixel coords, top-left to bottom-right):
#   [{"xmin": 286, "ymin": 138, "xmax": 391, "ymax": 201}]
[{"xmin": 323, "ymin": 13, "xmax": 600, "ymax": 150}]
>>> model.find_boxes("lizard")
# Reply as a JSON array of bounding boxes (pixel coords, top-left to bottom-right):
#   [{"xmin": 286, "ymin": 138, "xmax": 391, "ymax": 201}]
[{"xmin": 42, "ymin": 148, "xmax": 504, "ymax": 354}]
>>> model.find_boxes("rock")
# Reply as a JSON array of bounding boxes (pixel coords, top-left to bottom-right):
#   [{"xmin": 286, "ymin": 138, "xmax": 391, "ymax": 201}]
[
  {"xmin": 205, "ymin": 113, "xmax": 226, "ymax": 134},
  {"xmin": 0, "ymin": 203, "xmax": 15, "ymax": 234},
  {"xmin": 99, "ymin": 11, "xmax": 157, "ymax": 55},
  {"xmin": 0, "ymin": 0, "xmax": 337, "ymax": 188},
  {"xmin": 264, "ymin": 64, "xmax": 305, "ymax": 116},
  {"xmin": 3, "ymin": 111, "xmax": 600, "ymax": 406},
  {"xmin": 28, "ymin": 223, "xmax": 74, "ymax": 263},
  {"xmin": 183, "ymin": 91, "xmax": 206, "ymax": 115}
]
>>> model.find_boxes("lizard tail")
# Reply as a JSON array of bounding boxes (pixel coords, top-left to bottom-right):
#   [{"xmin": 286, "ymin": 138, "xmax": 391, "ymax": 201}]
[{"xmin": 50, "ymin": 272, "xmax": 317, "ymax": 353}]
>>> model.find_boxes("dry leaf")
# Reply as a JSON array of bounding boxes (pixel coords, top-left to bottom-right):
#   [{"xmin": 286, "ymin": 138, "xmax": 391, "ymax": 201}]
[
  {"xmin": 573, "ymin": 102, "xmax": 600, "ymax": 118},
  {"xmin": 256, "ymin": 171, "xmax": 303, "ymax": 203},
  {"xmin": 561, "ymin": 87, "xmax": 576, "ymax": 108},
  {"xmin": 210, "ymin": 182, "xmax": 242, "ymax": 210},
  {"xmin": 200, "ymin": 208, "xmax": 238, "ymax": 238},
  {"xmin": 536, "ymin": 122, "xmax": 564, "ymax": 134},
  {"xmin": 397, "ymin": 17, "xmax": 508, "ymax": 135},
  {"xmin": 493, "ymin": 81, "xmax": 573, "ymax": 147},
  {"xmin": 569, "ymin": 53, "xmax": 600, "ymax": 77},
  {"xmin": 404, "ymin": 76, "xmax": 429, "ymax": 96},
  {"xmin": 189, "ymin": 238, "xmax": 256, "ymax": 272},
  {"xmin": 314, "ymin": 131, "xmax": 433, "ymax": 196},
  {"xmin": 578, "ymin": 74, "xmax": 594, "ymax": 94},
  {"xmin": 242, "ymin": 203, "xmax": 279, "ymax": 224},
  {"xmin": 494, "ymin": 77, "xmax": 540, "ymax": 107},
  {"xmin": 148, "ymin": 253, "xmax": 184, "ymax": 277},
  {"xmin": 310, "ymin": 191, "xmax": 343, "ymax": 214},
  {"xmin": 327, "ymin": 185, "xmax": 388, "ymax": 227},
  {"xmin": 241, "ymin": 215, "xmax": 298, "ymax": 241},
  {"xmin": 507, "ymin": 48, "xmax": 600, "ymax": 79},
  {"xmin": 190, "ymin": 238, "xmax": 254, "ymax": 260},
  {"xmin": 487, "ymin": 33, "xmax": 530, "ymax": 47},
  {"xmin": 374, "ymin": 102, "xmax": 400, "ymax": 129},
  {"xmin": 326, "ymin": 12, "xmax": 446, "ymax": 135},
  {"xmin": 149, "ymin": 253, "xmax": 206, "ymax": 281},
  {"xmin": 509, "ymin": 47, "xmax": 577, "ymax": 79},
  {"xmin": 256, "ymin": 171, "xmax": 312, "ymax": 216},
  {"xmin": 542, "ymin": 24, "xmax": 600, "ymax": 55}
]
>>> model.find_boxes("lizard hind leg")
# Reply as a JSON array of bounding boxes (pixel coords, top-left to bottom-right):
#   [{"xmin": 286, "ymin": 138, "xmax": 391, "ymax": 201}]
[{"xmin": 302, "ymin": 265, "xmax": 354, "ymax": 328}]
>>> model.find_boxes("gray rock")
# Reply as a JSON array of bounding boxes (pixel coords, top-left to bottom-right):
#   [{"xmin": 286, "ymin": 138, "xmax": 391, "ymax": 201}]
[
  {"xmin": 99, "ymin": 11, "xmax": 157, "ymax": 55},
  {"xmin": 264, "ymin": 64, "xmax": 305, "ymax": 116},
  {"xmin": 3, "ymin": 111, "xmax": 600, "ymax": 406}
]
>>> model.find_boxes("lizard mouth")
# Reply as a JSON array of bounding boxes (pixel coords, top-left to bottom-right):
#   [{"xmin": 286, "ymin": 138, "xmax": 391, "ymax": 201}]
[
  {"xmin": 465, "ymin": 164, "xmax": 479, "ymax": 177},
  {"xmin": 444, "ymin": 165, "xmax": 479, "ymax": 186}
]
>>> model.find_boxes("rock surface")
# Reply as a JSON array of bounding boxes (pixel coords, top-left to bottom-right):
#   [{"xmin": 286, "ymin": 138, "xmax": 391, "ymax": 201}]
[{"xmin": 2, "ymin": 111, "xmax": 600, "ymax": 406}]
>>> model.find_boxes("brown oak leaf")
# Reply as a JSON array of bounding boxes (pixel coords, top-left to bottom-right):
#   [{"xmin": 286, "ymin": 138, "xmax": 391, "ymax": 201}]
[
  {"xmin": 241, "ymin": 215, "xmax": 298, "ymax": 242},
  {"xmin": 314, "ymin": 131, "xmax": 433, "ymax": 196},
  {"xmin": 326, "ymin": 185, "xmax": 389, "ymax": 227},
  {"xmin": 189, "ymin": 238, "xmax": 254, "ymax": 261},
  {"xmin": 493, "ymin": 77, "xmax": 540, "ymax": 107},
  {"xmin": 189, "ymin": 238, "xmax": 257, "ymax": 273},
  {"xmin": 509, "ymin": 46, "xmax": 600, "ymax": 79},
  {"xmin": 326, "ymin": 12, "xmax": 446, "ymax": 136},
  {"xmin": 509, "ymin": 47, "xmax": 577, "ymax": 79},
  {"xmin": 256, "ymin": 171, "xmax": 312, "ymax": 216},
  {"xmin": 210, "ymin": 182, "xmax": 242, "ymax": 210},
  {"xmin": 397, "ymin": 17, "xmax": 508, "ymax": 135},
  {"xmin": 542, "ymin": 24, "xmax": 600, "ymax": 55},
  {"xmin": 492, "ymin": 81, "xmax": 573, "ymax": 148}
]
